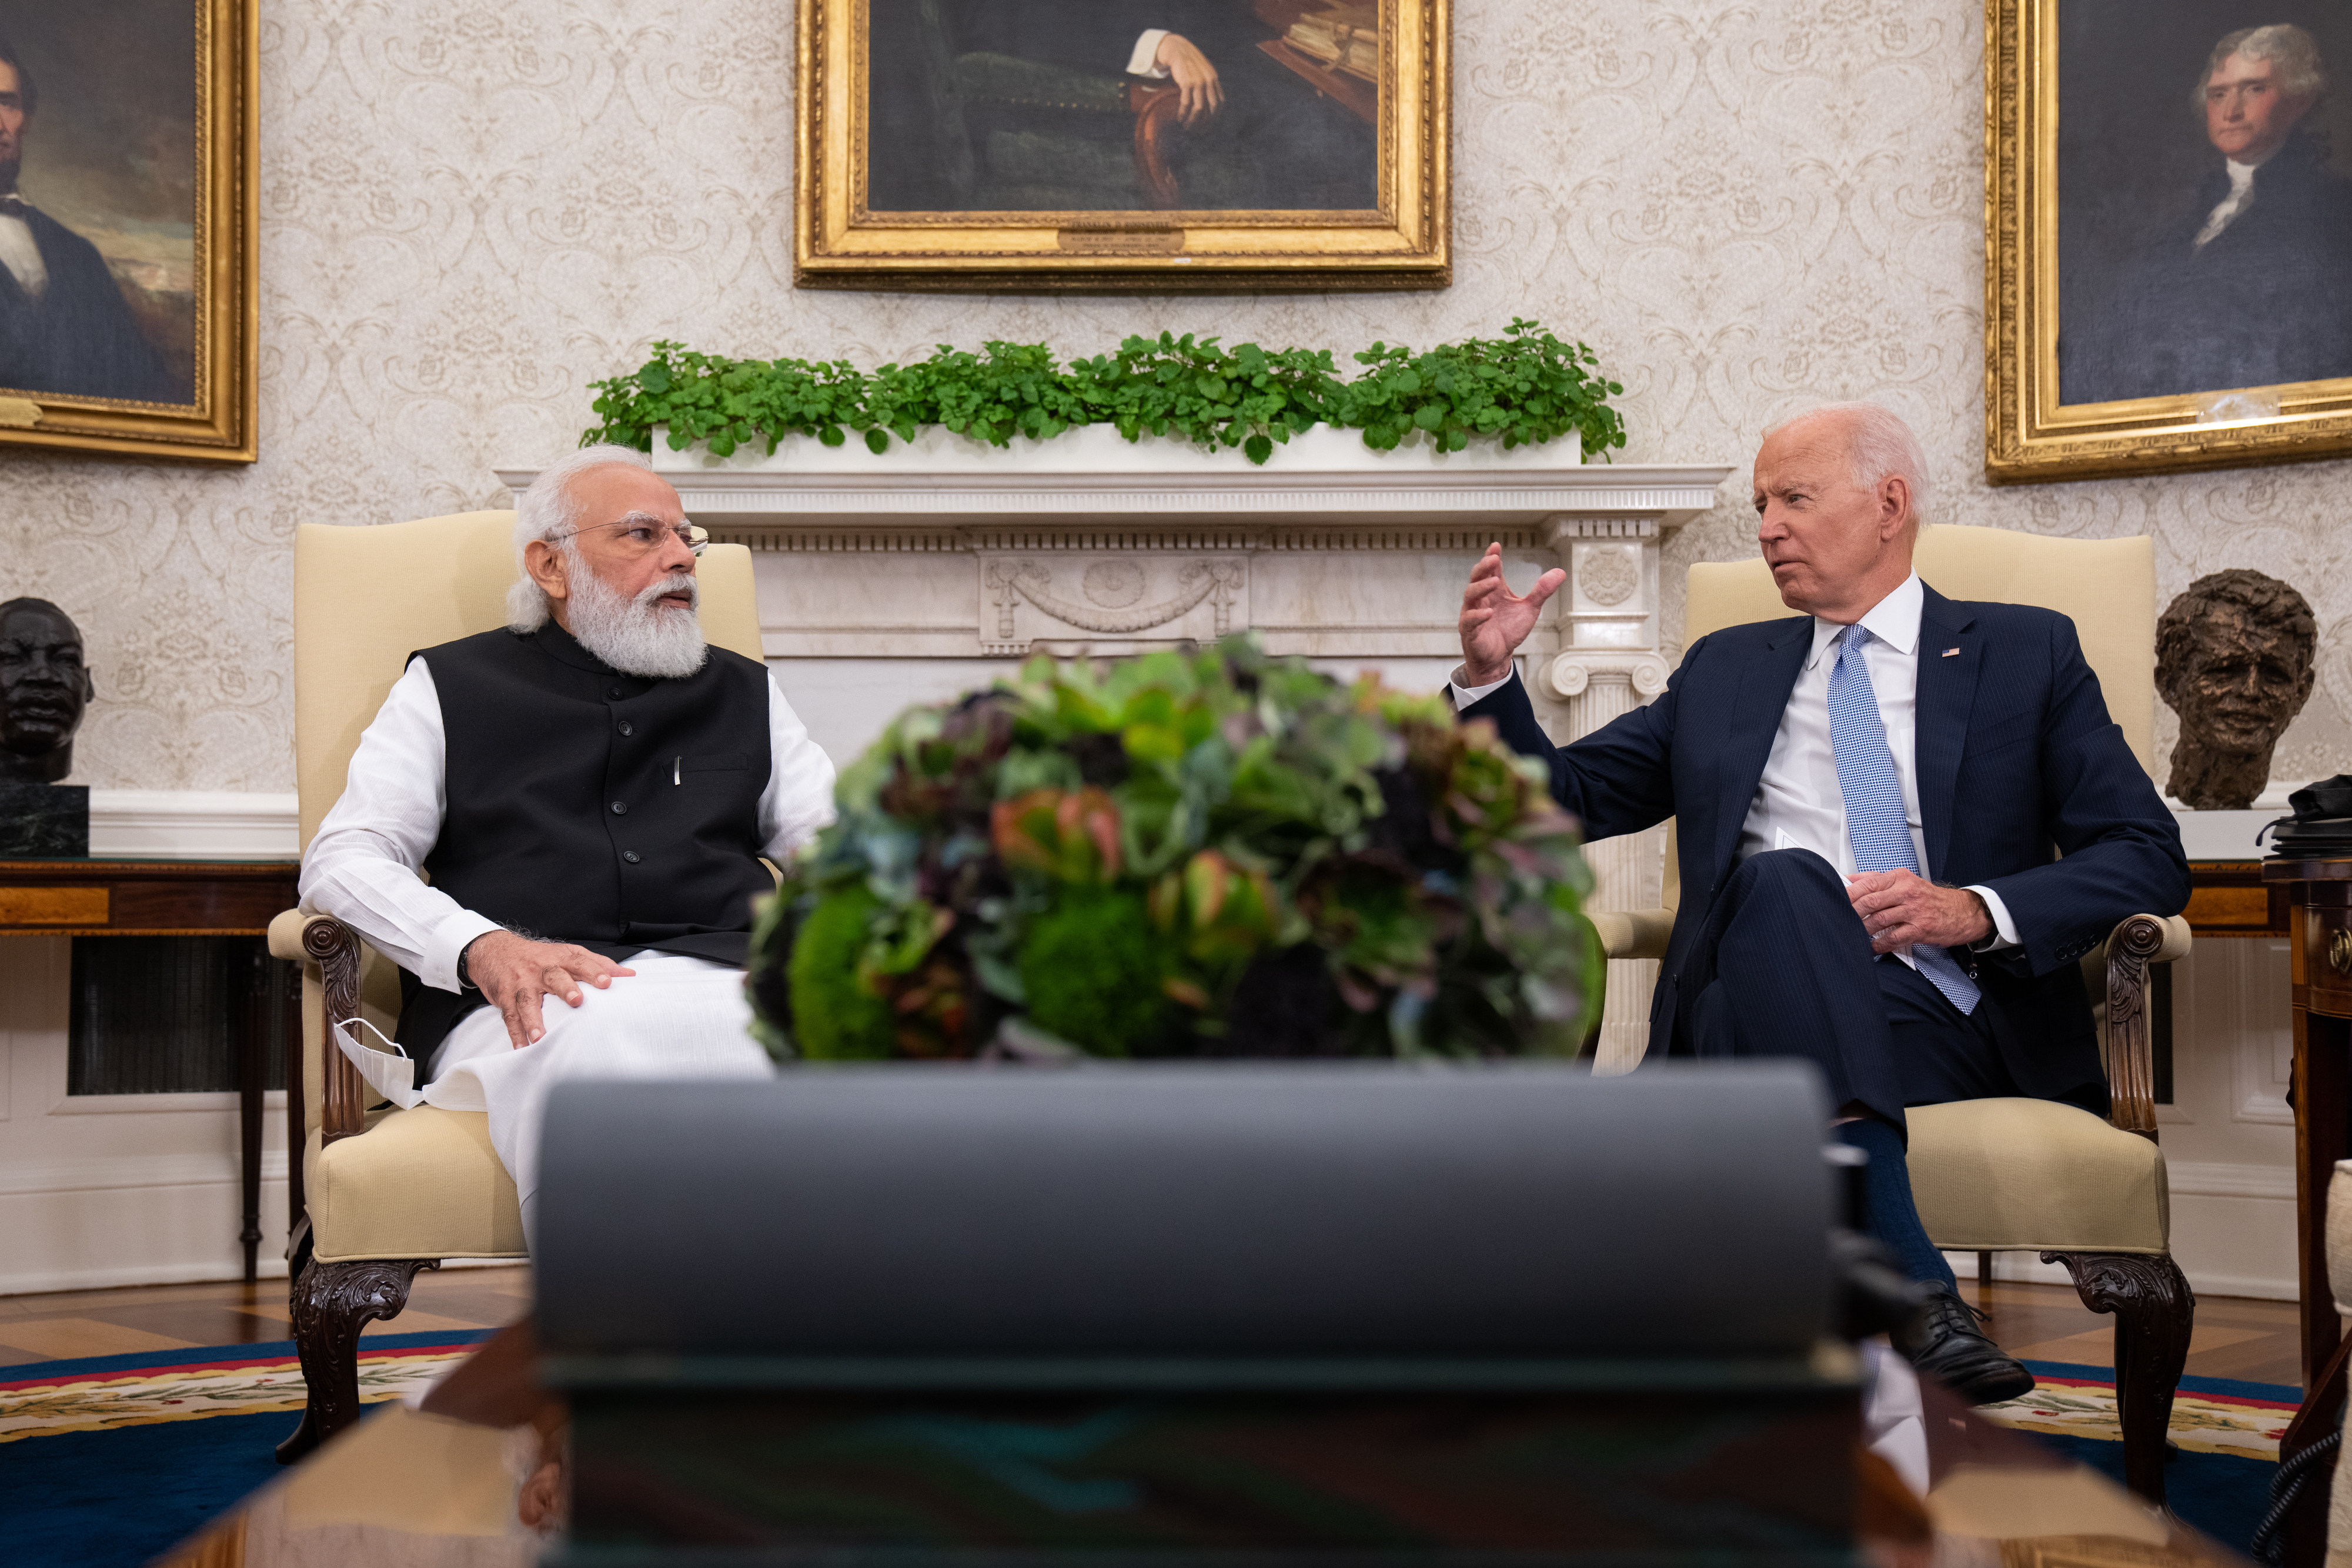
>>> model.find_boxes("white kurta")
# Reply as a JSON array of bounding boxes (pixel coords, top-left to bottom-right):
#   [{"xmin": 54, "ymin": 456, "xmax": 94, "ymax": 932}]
[
  {"xmin": 419, "ymin": 951, "xmax": 773, "ymax": 1239},
  {"xmin": 300, "ymin": 653, "xmax": 837, "ymax": 1240}
]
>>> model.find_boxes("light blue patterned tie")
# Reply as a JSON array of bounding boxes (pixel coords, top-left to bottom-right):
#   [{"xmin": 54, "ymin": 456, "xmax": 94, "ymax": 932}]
[{"xmin": 1827, "ymin": 623, "xmax": 1980, "ymax": 1015}]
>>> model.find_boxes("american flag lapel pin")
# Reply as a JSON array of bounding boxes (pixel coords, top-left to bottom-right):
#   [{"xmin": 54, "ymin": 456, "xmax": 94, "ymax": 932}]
[{"xmin": 1942, "ymin": 647, "xmax": 1961, "ymax": 657}]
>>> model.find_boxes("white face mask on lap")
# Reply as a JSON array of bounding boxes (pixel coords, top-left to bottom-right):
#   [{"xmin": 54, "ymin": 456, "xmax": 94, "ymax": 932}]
[{"xmin": 563, "ymin": 546, "xmax": 708, "ymax": 680}]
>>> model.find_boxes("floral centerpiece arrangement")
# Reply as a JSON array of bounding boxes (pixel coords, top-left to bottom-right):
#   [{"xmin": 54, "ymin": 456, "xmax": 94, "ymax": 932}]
[{"xmin": 746, "ymin": 639, "xmax": 1601, "ymax": 1062}]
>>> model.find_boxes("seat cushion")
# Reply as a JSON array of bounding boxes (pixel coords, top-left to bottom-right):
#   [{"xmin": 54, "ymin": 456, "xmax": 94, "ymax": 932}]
[
  {"xmin": 308, "ymin": 1106, "xmax": 526, "ymax": 1263},
  {"xmin": 1906, "ymin": 1098, "xmax": 2169, "ymax": 1255}
]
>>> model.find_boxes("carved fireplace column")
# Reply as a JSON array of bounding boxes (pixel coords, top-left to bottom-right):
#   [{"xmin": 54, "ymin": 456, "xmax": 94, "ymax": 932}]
[{"xmin": 1530, "ymin": 517, "xmax": 1678, "ymax": 1075}]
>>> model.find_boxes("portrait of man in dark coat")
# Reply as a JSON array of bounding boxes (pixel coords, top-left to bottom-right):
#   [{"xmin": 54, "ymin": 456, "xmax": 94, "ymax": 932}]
[
  {"xmin": 868, "ymin": 0, "xmax": 1376, "ymax": 213},
  {"xmin": 2060, "ymin": 22, "xmax": 2352, "ymax": 406},
  {"xmin": 0, "ymin": 32, "xmax": 178, "ymax": 406}
]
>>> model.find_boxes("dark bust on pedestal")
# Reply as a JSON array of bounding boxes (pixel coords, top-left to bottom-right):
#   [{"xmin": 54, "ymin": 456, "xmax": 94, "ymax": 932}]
[
  {"xmin": 2156, "ymin": 569, "xmax": 2317, "ymax": 811},
  {"xmin": 0, "ymin": 596, "xmax": 94, "ymax": 854}
]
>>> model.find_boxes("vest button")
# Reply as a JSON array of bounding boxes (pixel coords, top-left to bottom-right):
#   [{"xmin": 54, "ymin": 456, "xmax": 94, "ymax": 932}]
[
  {"xmin": 610, "ymin": 800, "xmax": 629, "ymax": 815},
  {"xmin": 609, "ymin": 684, "xmax": 626, "ymax": 699},
  {"xmin": 622, "ymin": 850, "xmax": 641, "ymax": 864},
  {"xmin": 617, "ymin": 720, "xmax": 634, "ymax": 737}
]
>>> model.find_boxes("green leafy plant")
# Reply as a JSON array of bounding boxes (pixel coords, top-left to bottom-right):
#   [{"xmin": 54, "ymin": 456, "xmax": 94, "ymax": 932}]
[
  {"xmin": 583, "ymin": 320, "xmax": 1625, "ymax": 466},
  {"xmin": 743, "ymin": 637, "xmax": 1603, "ymax": 1063}
]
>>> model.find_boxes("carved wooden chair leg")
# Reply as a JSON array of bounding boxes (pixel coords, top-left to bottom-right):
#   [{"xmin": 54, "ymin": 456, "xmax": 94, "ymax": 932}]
[
  {"xmin": 275, "ymin": 1256, "xmax": 439, "ymax": 1464},
  {"xmin": 2044, "ymin": 1250, "xmax": 2193, "ymax": 1506}
]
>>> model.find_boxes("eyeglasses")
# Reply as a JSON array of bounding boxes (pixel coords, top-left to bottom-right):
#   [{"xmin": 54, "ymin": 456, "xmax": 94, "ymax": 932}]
[{"xmin": 555, "ymin": 517, "xmax": 709, "ymax": 557}]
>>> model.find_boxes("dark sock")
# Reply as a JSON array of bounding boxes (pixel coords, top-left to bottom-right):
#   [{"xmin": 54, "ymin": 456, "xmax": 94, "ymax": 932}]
[{"xmin": 1834, "ymin": 1118, "xmax": 1959, "ymax": 1293}]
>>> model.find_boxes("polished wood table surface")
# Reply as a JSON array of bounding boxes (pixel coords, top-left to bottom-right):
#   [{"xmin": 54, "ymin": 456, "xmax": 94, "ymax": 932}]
[
  {"xmin": 0, "ymin": 858, "xmax": 300, "ymax": 1283},
  {"xmin": 2268, "ymin": 857, "xmax": 2352, "ymax": 1388}
]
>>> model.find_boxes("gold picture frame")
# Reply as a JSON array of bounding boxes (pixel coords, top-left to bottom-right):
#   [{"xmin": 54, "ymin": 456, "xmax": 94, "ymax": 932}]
[
  {"xmin": 1986, "ymin": 0, "xmax": 2352, "ymax": 483},
  {"xmin": 0, "ymin": 0, "xmax": 256, "ymax": 464},
  {"xmin": 796, "ymin": 0, "xmax": 1448, "ymax": 292}
]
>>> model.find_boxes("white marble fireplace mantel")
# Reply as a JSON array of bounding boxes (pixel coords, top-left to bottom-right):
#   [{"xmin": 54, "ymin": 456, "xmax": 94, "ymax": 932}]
[{"xmin": 495, "ymin": 430, "xmax": 1733, "ymax": 664}]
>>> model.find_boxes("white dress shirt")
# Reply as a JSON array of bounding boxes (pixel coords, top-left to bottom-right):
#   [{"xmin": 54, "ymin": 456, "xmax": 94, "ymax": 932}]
[
  {"xmin": 1449, "ymin": 573, "xmax": 2019, "ymax": 954},
  {"xmin": 2193, "ymin": 157, "xmax": 2263, "ymax": 250},
  {"xmin": 0, "ymin": 209, "xmax": 48, "ymax": 297},
  {"xmin": 1127, "ymin": 29, "xmax": 1172, "ymax": 76},
  {"xmin": 300, "ymin": 655, "xmax": 837, "ymax": 995}
]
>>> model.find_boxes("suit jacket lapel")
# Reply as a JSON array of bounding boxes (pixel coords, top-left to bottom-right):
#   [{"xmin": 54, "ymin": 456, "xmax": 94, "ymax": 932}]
[
  {"xmin": 1915, "ymin": 586, "xmax": 1979, "ymax": 881},
  {"xmin": 1708, "ymin": 617, "xmax": 1810, "ymax": 887}
]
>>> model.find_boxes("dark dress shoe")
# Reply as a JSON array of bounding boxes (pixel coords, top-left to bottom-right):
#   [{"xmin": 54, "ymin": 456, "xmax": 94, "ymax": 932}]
[{"xmin": 1896, "ymin": 1283, "xmax": 2036, "ymax": 1405}]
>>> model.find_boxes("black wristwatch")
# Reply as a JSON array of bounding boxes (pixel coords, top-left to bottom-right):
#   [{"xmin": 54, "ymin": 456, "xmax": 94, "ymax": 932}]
[{"xmin": 457, "ymin": 935, "xmax": 484, "ymax": 991}]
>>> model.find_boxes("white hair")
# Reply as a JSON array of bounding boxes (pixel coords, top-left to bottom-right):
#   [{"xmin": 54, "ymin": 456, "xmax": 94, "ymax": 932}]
[
  {"xmin": 505, "ymin": 443, "xmax": 657, "ymax": 631},
  {"xmin": 2195, "ymin": 24, "xmax": 2327, "ymax": 110},
  {"xmin": 1762, "ymin": 402, "xmax": 1933, "ymax": 528}
]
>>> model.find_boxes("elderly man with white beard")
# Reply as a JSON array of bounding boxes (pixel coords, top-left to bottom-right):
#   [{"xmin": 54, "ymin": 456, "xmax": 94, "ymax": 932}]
[{"xmin": 299, "ymin": 445, "xmax": 836, "ymax": 1239}]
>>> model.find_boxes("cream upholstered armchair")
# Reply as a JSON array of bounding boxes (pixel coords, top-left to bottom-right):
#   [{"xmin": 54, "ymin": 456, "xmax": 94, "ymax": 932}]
[
  {"xmin": 1586, "ymin": 525, "xmax": 2194, "ymax": 1505},
  {"xmin": 266, "ymin": 510, "xmax": 767, "ymax": 1462}
]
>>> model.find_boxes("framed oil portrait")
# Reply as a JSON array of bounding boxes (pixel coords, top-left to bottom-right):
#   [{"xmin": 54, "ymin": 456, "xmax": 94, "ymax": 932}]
[
  {"xmin": 0, "ymin": 0, "xmax": 256, "ymax": 463},
  {"xmin": 797, "ymin": 0, "xmax": 1448, "ymax": 292},
  {"xmin": 1988, "ymin": 0, "xmax": 2352, "ymax": 482}
]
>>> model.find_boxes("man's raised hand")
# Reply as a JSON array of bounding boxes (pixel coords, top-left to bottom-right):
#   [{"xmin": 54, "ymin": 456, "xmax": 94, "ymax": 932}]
[
  {"xmin": 1457, "ymin": 543, "xmax": 1565, "ymax": 688},
  {"xmin": 461, "ymin": 930, "xmax": 636, "ymax": 1049}
]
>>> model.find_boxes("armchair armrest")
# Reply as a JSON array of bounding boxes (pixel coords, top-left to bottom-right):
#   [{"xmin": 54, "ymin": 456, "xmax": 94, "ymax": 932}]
[
  {"xmin": 2100, "ymin": 913, "xmax": 2189, "ymax": 1139},
  {"xmin": 270, "ymin": 906, "xmax": 372, "ymax": 1145},
  {"xmin": 1591, "ymin": 907, "xmax": 1673, "ymax": 961},
  {"xmin": 268, "ymin": 908, "xmax": 336, "ymax": 962}
]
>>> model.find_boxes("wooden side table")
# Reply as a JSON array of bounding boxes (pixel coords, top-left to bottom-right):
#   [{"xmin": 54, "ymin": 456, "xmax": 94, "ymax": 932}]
[
  {"xmin": 0, "ymin": 858, "xmax": 301, "ymax": 1283},
  {"xmin": 2184, "ymin": 859, "xmax": 2291, "ymax": 938},
  {"xmin": 2269, "ymin": 857, "xmax": 2352, "ymax": 1387}
]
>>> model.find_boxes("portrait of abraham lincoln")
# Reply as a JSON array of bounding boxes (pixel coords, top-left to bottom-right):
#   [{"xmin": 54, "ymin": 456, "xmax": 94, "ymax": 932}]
[
  {"xmin": 867, "ymin": 0, "xmax": 1381, "ymax": 213},
  {"xmin": 0, "ymin": 4, "xmax": 195, "ymax": 407}
]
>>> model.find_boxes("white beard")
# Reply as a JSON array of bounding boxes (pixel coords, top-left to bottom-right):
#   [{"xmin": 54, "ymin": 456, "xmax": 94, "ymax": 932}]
[{"xmin": 566, "ymin": 559, "xmax": 709, "ymax": 680}]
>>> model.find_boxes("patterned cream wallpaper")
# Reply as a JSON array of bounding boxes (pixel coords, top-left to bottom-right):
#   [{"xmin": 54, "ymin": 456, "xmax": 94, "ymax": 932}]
[{"xmin": 6, "ymin": 0, "xmax": 2348, "ymax": 791}]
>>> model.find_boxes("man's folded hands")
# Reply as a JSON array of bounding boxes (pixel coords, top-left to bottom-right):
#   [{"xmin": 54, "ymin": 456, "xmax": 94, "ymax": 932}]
[{"xmin": 1845, "ymin": 869, "xmax": 1993, "ymax": 954}]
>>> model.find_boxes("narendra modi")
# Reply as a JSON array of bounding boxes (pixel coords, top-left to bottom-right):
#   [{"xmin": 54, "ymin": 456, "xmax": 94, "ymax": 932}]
[{"xmin": 298, "ymin": 444, "xmax": 837, "ymax": 1241}]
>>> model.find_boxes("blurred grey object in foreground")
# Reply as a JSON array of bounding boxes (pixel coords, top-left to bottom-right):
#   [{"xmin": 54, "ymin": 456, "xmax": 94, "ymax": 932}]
[
  {"xmin": 538, "ymin": 1062, "xmax": 1835, "ymax": 1357},
  {"xmin": 535, "ymin": 1062, "xmax": 1855, "ymax": 1562}
]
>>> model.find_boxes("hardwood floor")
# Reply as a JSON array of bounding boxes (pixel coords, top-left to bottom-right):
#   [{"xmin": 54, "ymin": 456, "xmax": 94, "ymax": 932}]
[
  {"xmin": 0, "ymin": 1265, "xmax": 532, "ymax": 1368},
  {"xmin": 0, "ymin": 1268, "xmax": 2302, "ymax": 1388},
  {"xmin": 1971, "ymin": 1276, "xmax": 2302, "ymax": 1388}
]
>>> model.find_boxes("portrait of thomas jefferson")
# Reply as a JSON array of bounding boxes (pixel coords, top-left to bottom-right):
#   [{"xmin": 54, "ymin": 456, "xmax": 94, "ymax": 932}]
[
  {"xmin": 866, "ymin": 0, "xmax": 1378, "ymax": 213},
  {"xmin": 0, "ymin": 25, "xmax": 185, "ymax": 406},
  {"xmin": 2059, "ymin": 22, "xmax": 2352, "ymax": 406}
]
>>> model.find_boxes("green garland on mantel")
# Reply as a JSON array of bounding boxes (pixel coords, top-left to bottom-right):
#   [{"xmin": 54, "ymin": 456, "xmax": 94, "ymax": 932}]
[{"xmin": 582, "ymin": 318, "xmax": 1625, "ymax": 467}]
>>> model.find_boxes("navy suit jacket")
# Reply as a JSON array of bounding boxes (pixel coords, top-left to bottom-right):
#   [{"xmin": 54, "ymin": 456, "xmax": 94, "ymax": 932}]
[
  {"xmin": 0, "ymin": 208, "xmax": 178, "ymax": 404},
  {"xmin": 1461, "ymin": 584, "xmax": 2191, "ymax": 1099}
]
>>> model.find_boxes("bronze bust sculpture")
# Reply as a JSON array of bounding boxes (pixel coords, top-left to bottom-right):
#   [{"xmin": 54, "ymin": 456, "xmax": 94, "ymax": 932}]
[
  {"xmin": 0, "ymin": 597, "xmax": 95, "ymax": 784},
  {"xmin": 2155, "ymin": 569, "xmax": 2317, "ymax": 810}
]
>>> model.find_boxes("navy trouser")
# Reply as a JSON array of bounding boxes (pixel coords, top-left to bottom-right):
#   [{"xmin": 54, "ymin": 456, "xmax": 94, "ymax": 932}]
[
  {"xmin": 1677, "ymin": 848, "xmax": 2104, "ymax": 1124},
  {"xmin": 1671, "ymin": 849, "xmax": 2104, "ymax": 1285}
]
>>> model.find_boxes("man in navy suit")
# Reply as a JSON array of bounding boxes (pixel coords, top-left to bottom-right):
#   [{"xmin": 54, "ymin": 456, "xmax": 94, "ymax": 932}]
[
  {"xmin": 0, "ymin": 39, "xmax": 177, "ymax": 404},
  {"xmin": 1452, "ymin": 403, "xmax": 2190, "ymax": 1403}
]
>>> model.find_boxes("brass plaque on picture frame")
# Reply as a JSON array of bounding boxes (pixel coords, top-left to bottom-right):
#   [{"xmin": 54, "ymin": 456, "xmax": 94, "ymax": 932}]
[
  {"xmin": 797, "ymin": 0, "xmax": 1449, "ymax": 293},
  {"xmin": 0, "ymin": 0, "xmax": 256, "ymax": 464},
  {"xmin": 1986, "ymin": 0, "xmax": 2352, "ymax": 483}
]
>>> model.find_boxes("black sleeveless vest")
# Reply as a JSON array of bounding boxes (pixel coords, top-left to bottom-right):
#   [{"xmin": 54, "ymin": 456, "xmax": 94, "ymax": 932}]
[{"xmin": 396, "ymin": 621, "xmax": 774, "ymax": 1061}]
